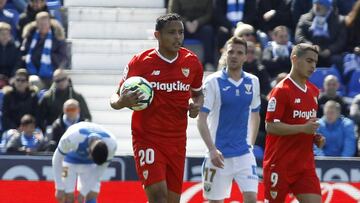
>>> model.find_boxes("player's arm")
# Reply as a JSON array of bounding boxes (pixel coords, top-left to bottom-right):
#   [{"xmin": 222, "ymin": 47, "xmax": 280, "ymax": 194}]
[
  {"xmin": 265, "ymin": 118, "xmax": 319, "ymax": 136},
  {"xmin": 189, "ymin": 90, "xmax": 204, "ymax": 118},
  {"xmin": 52, "ymin": 148, "xmax": 66, "ymax": 191},
  {"xmin": 110, "ymin": 62, "xmax": 143, "ymax": 110},
  {"xmin": 249, "ymin": 77, "xmax": 261, "ymax": 145},
  {"xmin": 197, "ymin": 111, "xmax": 224, "ymax": 168},
  {"xmin": 249, "ymin": 112, "xmax": 260, "ymax": 145},
  {"xmin": 110, "ymin": 86, "xmax": 142, "ymax": 110}
]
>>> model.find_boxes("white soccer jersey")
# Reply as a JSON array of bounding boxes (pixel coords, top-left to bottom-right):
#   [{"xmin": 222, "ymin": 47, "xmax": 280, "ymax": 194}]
[
  {"xmin": 201, "ymin": 69, "xmax": 261, "ymax": 158},
  {"xmin": 58, "ymin": 122, "xmax": 117, "ymax": 164}
]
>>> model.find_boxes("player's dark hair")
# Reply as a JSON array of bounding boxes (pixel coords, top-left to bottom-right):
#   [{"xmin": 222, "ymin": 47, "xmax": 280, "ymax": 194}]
[
  {"xmin": 291, "ymin": 43, "xmax": 319, "ymax": 58},
  {"xmin": 91, "ymin": 140, "xmax": 108, "ymax": 165},
  {"xmin": 155, "ymin": 13, "xmax": 182, "ymax": 31},
  {"xmin": 225, "ymin": 36, "xmax": 248, "ymax": 53}
]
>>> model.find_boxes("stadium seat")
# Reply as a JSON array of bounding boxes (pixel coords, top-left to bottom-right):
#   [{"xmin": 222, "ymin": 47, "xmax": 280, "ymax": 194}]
[
  {"xmin": 309, "ymin": 66, "xmax": 345, "ymax": 95},
  {"xmin": 346, "ymin": 70, "xmax": 360, "ymax": 98},
  {"xmin": 47, "ymin": 0, "xmax": 63, "ymax": 24}
]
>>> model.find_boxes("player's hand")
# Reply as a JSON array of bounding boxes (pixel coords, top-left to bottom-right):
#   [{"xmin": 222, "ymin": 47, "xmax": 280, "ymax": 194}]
[
  {"xmin": 55, "ymin": 190, "xmax": 65, "ymax": 203},
  {"xmin": 302, "ymin": 118, "xmax": 320, "ymax": 134},
  {"xmin": 314, "ymin": 134, "xmax": 326, "ymax": 148},
  {"xmin": 188, "ymin": 103, "xmax": 201, "ymax": 118},
  {"xmin": 120, "ymin": 89, "xmax": 144, "ymax": 108},
  {"xmin": 209, "ymin": 148, "xmax": 224, "ymax": 168}
]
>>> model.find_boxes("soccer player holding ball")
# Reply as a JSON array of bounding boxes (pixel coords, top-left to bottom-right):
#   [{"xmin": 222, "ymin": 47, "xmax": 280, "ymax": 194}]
[
  {"xmin": 110, "ymin": 13, "xmax": 203, "ymax": 203},
  {"xmin": 263, "ymin": 43, "xmax": 326, "ymax": 203}
]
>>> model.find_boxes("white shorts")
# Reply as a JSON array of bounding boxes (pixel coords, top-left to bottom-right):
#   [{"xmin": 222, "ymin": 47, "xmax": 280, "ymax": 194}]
[
  {"xmin": 202, "ymin": 152, "xmax": 258, "ymax": 200},
  {"xmin": 62, "ymin": 162, "xmax": 101, "ymax": 196}
]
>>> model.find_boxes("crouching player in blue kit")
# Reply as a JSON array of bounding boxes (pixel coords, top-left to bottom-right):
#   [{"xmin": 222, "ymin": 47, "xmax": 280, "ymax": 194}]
[
  {"xmin": 197, "ymin": 36, "xmax": 261, "ymax": 202},
  {"xmin": 52, "ymin": 122, "xmax": 117, "ymax": 203}
]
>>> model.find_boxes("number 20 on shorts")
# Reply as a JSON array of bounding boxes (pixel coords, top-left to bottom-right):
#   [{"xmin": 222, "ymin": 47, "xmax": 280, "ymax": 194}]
[{"xmin": 139, "ymin": 148, "xmax": 155, "ymax": 166}]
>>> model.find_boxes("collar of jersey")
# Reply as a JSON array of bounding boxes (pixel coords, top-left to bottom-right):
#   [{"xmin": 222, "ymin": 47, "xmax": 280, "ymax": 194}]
[{"xmin": 155, "ymin": 48, "xmax": 178, "ymax": 63}]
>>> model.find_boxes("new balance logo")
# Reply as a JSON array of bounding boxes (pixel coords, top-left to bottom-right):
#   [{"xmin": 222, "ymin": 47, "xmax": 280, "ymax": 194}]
[
  {"xmin": 294, "ymin": 98, "xmax": 301, "ymax": 103},
  {"xmin": 151, "ymin": 70, "xmax": 160, "ymax": 76}
]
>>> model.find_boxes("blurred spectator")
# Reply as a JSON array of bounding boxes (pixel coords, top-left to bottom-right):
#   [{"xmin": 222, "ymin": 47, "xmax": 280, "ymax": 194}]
[
  {"xmin": 350, "ymin": 94, "xmax": 360, "ymax": 125},
  {"xmin": 262, "ymin": 26, "xmax": 293, "ymax": 78},
  {"xmin": 243, "ymin": 41, "xmax": 271, "ymax": 96},
  {"xmin": 291, "ymin": 0, "xmax": 356, "ymax": 29},
  {"xmin": 38, "ymin": 68, "xmax": 91, "ymax": 131},
  {"xmin": 17, "ymin": 0, "xmax": 48, "ymax": 41},
  {"xmin": 257, "ymin": 0, "xmax": 293, "ymax": 34},
  {"xmin": 9, "ymin": 0, "xmax": 28, "ymax": 13},
  {"xmin": 6, "ymin": 114, "xmax": 46, "ymax": 154},
  {"xmin": 344, "ymin": 0, "xmax": 360, "ymax": 53},
  {"xmin": 21, "ymin": 11, "xmax": 66, "ymax": 88},
  {"xmin": 314, "ymin": 100, "xmax": 356, "ymax": 157},
  {"xmin": 2, "ymin": 68, "xmax": 38, "ymax": 131},
  {"xmin": 295, "ymin": 0, "xmax": 347, "ymax": 68},
  {"xmin": 213, "ymin": 0, "xmax": 257, "ymax": 51},
  {"xmin": 47, "ymin": 98, "xmax": 84, "ymax": 151},
  {"xmin": 234, "ymin": 22, "xmax": 268, "ymax": 50},
  {"xmin": 318, "ymin": 75, "xmax": 348, "ymax": 117},
  {"xmin": 0, "ymin": 22, "xmax": 20, "ymax": 78},
  {"xmin": 349, "ymin": 94, "xmax": 360, "ymax": 155},
  {"xmin": 168, "ymin": 0, "xmax": 215, "ymax": 70},
  {"xmin": 0, "ymin": 0, "xmax": 19, "ymax": 39},
  {"xmin": 343, "ymin": 47, "xmax": 360, "ymax": 83}
]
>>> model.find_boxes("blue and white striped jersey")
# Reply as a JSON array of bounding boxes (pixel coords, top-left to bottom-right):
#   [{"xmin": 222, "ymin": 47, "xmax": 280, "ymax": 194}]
[
  {"xmin": 57, "ymin": 122, "xmax": 117, "ymax": 164},
  {"xmin": 201, "ymin": 69, "xmax": 261, "ymax": 158}
]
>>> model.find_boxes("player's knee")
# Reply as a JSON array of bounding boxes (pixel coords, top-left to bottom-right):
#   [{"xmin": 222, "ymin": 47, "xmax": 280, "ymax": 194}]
[
  {"xmin": 145, "ymin": 183, "xmax": 168, "ymax": 203},
  {"xmin": 64, "ymin": 193, "xmax": 75, "ymax": 202},
  {"xmin": 86, "ymin": 191, "xmax": 98, "ymax": 201},
  {"xmin": 243, "ymin": 192, "xmax": 257, "ymax": 203}
]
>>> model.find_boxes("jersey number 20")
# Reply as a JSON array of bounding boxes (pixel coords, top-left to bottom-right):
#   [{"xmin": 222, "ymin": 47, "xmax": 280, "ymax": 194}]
[{"xmin": 139, "ymin": 148, "xmax": 155, "ymax": 166}]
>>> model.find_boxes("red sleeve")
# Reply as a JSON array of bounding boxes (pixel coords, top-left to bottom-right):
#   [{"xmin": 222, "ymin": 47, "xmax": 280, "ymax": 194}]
[
  {"xmin": 191, "ymin": 57, "xmax": 203, "ymax": 91},
  {"xmin": 118, "ymin": 55, "xmax": 139, "ymax": 87},
  {"xmin": 266, "ymin": 86, "xmax": 289, "ymax": 122}
]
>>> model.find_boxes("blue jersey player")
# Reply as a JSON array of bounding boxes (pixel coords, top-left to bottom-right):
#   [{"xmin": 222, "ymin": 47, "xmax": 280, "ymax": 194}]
[
  {"xmin": 52, "ymin": 122, "xmax": 117, "ymax": 203},
  {"xmin": 197, "ymin": 36, "xmax": 261, "ymax": 202}
]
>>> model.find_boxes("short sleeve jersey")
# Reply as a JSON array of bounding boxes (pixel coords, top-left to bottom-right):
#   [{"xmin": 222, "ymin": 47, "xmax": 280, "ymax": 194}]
[
  {"xmin": 58, "ymin": 122, "xmax": 117, "ymax": 164},
  {"xmin": 263, "ymin": 77, "xmax": 319, "ymax": 173},
  {"xmin": 201, "ymin": 69, "xmax": 261, "ymax": 158},
  {"xmin": 120, "ymin": 48, "xmax": 203, "ymax": 145}
]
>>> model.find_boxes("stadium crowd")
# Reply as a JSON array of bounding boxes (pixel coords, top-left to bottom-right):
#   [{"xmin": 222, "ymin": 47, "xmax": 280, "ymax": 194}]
[{"xmin": 0, "ymin": 0, "xmax": 358, "ymax": 159}]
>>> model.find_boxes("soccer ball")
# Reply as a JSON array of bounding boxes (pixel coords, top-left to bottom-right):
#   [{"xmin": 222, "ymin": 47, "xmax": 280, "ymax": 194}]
[{"xmin": 120, "ymin": 76, "xmax": 154, "ymax": 111}]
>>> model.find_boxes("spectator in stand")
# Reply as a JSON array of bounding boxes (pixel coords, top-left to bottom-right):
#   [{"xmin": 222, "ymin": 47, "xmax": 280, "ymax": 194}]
[
  {"xmin": 1, "ymin": 68, "xmax": 38, "ymax": 132},
  {"xmin": 234, "ymin": 22, "xmax": 268, "ymax": 50},
  {"xmin": 21, "ymin": 11, "xmax": 66, "ymax": 88},
  {"xmin": 9, "ymin": 0, "xmax": 28, "ymax": 13},
  {"xmin": 318, "ymin": 75, "xmax": 348, "ymax": 117},
  {"xmin": 291, "ymin": 0, "xmax": 356, "ymax": 30},
  {"xmin": 343, "ymin": 1, "xmax": 360, "ymax": 83},
  {"xmin": 262, "ymin": 25, "xmax": 293, "ymax": 78},
  {"xmin": 314, "ymin": 100, "xmax": 357, "ymax": 157},
  {"xmin": 213, "ymin": 0, "xmax": 257, "ymax": 52},
  {"xmin": 17, "ymin": 0, "xmax": 49, "ymax": 41},
  {"xmin": 243, "ymin": 41, "xmax": 271, "ymax": 96},
  {"xmin": 349, "ymin": 94, "xmax": 360, "ymax": 156},
  {"xmin": 0, "ymin": 0, "xmax": 18, "ymax": 39},
  {"xmin": 295, "ymin": 0, "xmax": 347, "ymax": 68},
  {"xmin": 0, "ymin": 22, "xmax": 20, "ymax": 78},
  {"xmin": 38, "ymin": 68, "xmax": 91, "ymax": 132},
  {"xmin": 6, "ymin": 114, "xmax": 46, "ymax": 154},
  {"xmin": 47, "ymin": 98, "xmax": 84, "ymax": 151},
  {"xmin": 257, "ymin": 0, "xmax": 293, "ymax": 34},
  {"xmin": 344, "ymin": 0, "xmax": 360, "ymax": 53},
  {"xmin": 168, "ymin": 0, "xmax": 215, "ymax": 71}
]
